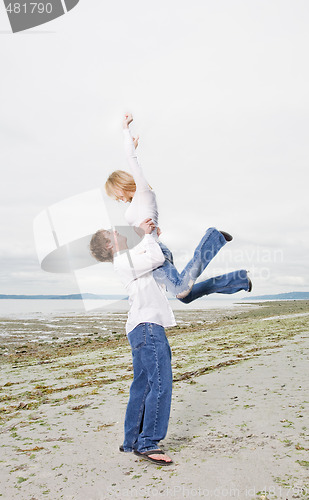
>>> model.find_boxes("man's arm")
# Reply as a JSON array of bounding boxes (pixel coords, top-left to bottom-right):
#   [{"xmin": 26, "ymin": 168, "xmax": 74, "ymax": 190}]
[{"xmin": 114, "ymin": 234, "xmax": 165, "ymax": 288}]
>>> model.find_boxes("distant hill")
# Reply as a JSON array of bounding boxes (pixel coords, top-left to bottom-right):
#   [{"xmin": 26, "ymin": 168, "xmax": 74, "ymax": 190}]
[
  {"xmin": 242, "ymin": 292, "xmax": 309, "ymax": 301},
  {"xmin": 0, "ymin": 294, "xmax": 128, "ymax": 300},
  {"xmin": 1, "ymin": 291, "xmax": 308, "ymax": 301}
]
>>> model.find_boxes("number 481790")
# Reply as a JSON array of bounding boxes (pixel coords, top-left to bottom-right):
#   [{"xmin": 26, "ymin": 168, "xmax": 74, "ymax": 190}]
[{"xmin": 6, "ymin": 3, "xmax": 53, "ymax": 14}]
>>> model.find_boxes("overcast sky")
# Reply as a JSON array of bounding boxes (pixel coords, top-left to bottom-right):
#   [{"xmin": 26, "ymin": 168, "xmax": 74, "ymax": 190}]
[{"xmin": 1, "ymin": 0, "xmax": 308, "ymax": 298}]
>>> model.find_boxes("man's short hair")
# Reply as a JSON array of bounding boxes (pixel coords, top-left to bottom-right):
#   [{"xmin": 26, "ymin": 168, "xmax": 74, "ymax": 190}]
[{"xmin": 90, "ymin": 230, "xmax": 113, "ymax": 263}]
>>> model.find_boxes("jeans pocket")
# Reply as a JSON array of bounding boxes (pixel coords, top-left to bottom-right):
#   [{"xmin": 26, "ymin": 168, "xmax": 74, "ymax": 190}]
[{"xmin": 128, "ymin": 324, "xmax": 146, "ymax": 350}]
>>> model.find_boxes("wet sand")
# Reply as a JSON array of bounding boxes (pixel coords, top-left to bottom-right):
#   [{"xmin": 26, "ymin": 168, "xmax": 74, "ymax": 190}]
[{"xmin": 0, "ymin": 301, "xmax": 308, "ymax": 499}]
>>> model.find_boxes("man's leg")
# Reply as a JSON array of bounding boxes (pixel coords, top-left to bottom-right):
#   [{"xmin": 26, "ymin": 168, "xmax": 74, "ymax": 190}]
[
  {"xmin": 122, "ymin": 324, "xmax": 150, "ymax": 451},
  {"xmin": 136, "ymin": 323, "xmax": 173, "ymax": 454},
  {"xmin": 178, "ymin": 269, "xmax": 250, "ymax": 304},
  {"xmin": 153, "ymin": 228, "xmax": 227, "ymax": 298}
]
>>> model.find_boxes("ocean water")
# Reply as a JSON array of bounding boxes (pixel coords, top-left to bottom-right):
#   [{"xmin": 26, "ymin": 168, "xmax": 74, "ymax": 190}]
[{"xmin": 0, "ymin": 298, "xmax": 246, "ymax": 320}]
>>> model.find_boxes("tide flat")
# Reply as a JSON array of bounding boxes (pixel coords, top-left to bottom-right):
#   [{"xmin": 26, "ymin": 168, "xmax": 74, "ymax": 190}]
[{"xmin": 0, "ymin": 301, "xmax": 308, "ymax": 499}]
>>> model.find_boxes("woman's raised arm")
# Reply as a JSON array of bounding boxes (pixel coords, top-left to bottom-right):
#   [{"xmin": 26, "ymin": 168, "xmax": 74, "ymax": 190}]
[{"xmin": 123, "ymin": 114, "xmax": 149, "ymax": 191}]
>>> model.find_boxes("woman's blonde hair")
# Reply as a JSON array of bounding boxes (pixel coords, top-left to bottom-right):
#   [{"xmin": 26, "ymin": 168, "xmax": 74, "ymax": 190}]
[{"xmin": 105, "ymin": 170, "xmax": 136, "ymax": 200}]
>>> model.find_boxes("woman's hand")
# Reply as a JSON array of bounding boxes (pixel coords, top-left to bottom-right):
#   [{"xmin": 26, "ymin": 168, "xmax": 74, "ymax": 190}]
[
  {"xmin": 132, "ymin": 135, "xmax": 139, "ymax": 149},
  {"xmin": 139, "ymin": 218, "xmax": 155, "ymax": 234},
  {"xmin": 123, "ymin": 113, "xmax": 133, "ymax": 128},
  {"xmin": 123, "ymin": 114, "xmax": 139, "ymax": 148}
]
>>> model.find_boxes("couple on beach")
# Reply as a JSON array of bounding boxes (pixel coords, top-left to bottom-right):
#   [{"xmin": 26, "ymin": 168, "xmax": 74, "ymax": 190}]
[{"xmin": 90, "ymin": 113, "xmax": 252, "ymax": 466}]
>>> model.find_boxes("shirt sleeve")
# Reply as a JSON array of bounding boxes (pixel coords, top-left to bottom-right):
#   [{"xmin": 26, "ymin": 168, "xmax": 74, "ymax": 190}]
[
  {"xmin": 113, "ymin": 234, "xmax": 165, "ymax": 287},
  {"xmin": 123, "ymin": 128, "xmax": 149, "ymax": 191}
]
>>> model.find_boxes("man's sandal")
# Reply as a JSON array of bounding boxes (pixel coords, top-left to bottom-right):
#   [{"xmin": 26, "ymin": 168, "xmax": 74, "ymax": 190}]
[{"xmin": 133, "ymin": 449, "xmax": 174, "ymax": 466}]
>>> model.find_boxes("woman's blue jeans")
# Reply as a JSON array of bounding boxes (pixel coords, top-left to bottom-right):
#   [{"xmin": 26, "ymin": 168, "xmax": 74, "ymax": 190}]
[
  {"xmin": 153, "ymin": 227, "xmax": 250, "ymax": 298},
  {"xmin": 178, "ymin": 269, "xmax": 250, "ymax": 303},
  {"xmin": 122, "ymin": 322, "xmax": 173, "ymax": 453}
]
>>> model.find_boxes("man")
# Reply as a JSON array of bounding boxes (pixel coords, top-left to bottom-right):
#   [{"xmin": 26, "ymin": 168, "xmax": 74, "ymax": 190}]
[{"xmin": 90, "ymin": 219, "xmax": 175, "ymax": 465}]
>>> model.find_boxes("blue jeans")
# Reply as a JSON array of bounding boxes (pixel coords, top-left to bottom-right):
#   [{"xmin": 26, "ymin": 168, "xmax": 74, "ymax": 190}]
[
  {"xmin": 178, "ymin": 269, "xmax": 250, "ymax": 303},
  {"xmin": 153, "ymin": 227, "xmax": 227, "ymax": 298},
  {"xmin": 122, "ymin": 323, "xmax": 173, "ymax": 453},
  {"xmin": 153, "ymin": 227, "xmax": 250, "ymax": 299}
]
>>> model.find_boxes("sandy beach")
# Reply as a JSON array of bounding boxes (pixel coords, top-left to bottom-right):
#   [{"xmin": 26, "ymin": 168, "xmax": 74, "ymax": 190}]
[{"xmin": 0, "ymin": 301, "xmax": 308, "ymax": 499}]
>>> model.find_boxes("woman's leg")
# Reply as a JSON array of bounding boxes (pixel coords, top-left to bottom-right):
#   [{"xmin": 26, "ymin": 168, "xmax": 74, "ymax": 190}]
[
  {"xmin": 153, "ymin": 228, "xmax": 227, "ymax": 298},
  {"xmin": 178, "ymin": 269, "xmax": 250, "ymax": 304}
]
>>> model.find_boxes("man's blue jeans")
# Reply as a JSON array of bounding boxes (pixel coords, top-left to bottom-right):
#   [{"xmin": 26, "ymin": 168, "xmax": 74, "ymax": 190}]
[
  {"xmin": 153, "ymin": 227, "xmax": 250, "ymax": 298},
  {"xmin": 122, "ymin": 323, "xmax": 172, "ymax": 453}
]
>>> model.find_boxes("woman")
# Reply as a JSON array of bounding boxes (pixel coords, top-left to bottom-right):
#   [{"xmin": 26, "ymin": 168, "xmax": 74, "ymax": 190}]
[{"xmin": 105, "ymin": 114, "xmax": 251, "ymax": 301}]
